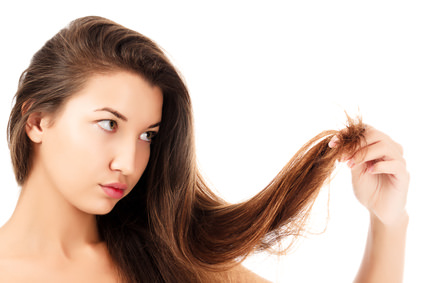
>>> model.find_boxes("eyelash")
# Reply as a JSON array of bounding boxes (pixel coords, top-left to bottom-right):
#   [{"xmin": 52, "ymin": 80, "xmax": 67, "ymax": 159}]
[
  {"xmin": 98, "ymin": 120, "xmax": 118, "ymax": 132},
  {"xmin": 97, "ymin": 119, "xmax": 158, "ymax": 143}
]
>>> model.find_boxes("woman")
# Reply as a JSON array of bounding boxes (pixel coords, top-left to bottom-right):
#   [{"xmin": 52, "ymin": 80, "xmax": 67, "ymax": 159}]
[{"xmin": 1, "ymin": 16, "xmax": 409, "ymax": 282}]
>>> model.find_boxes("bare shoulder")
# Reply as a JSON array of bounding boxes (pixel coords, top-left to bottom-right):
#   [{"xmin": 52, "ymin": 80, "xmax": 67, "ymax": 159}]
[
  {"xmin": 228, "ymin": 264, "xmax": 271, "ymax": 282},
  {"xmin": 208, "ymin": 264, "xmax": 271, "ymax": 283},
  {"xmin": 0, "ymin": 230, "xmax": 119, "ymax": 283},
  {"xmin": 0, "ymin": 228, "xmax": 27, "ymax": 281},
  {"xmin": 0, "ymin": 256, "xmax": 29, "ymax": 283}
]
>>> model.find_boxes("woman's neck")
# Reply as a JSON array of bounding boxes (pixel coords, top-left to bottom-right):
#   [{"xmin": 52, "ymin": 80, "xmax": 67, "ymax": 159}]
[{"xmin": 1, "ymin": 168, "xmax": 101, "ymax": 259}]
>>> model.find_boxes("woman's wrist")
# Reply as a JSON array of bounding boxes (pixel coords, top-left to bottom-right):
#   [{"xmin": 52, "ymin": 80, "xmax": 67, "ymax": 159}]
[
  {"xmin": 354, "ymin": 209, "xmax": 409, "ymax": 283},
  {"xmin": 369, "ymin": 209, "xmax": 409, "ymax": 230}
]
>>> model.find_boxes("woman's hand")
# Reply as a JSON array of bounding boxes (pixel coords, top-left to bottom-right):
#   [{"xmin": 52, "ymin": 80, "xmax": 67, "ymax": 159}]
[
  {"xmin": 330, "ymin": 126, "xmax": 410, "ymax": 283},
  {"xmin": 331, "ymin": 126, "xmax": 410, "ymax": 225}
]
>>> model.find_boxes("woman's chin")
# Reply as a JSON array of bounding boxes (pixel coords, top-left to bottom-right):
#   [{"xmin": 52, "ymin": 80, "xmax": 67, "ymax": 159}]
[{"xmin": 80, "ymin": 200, "xmax": 118, "ymax": 216}]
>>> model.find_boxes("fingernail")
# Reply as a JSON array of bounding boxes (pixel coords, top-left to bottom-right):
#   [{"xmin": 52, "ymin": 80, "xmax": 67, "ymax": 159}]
[
  {"xmin": 347, "ymin": 159, "xmax": 355, "ymax": 168},
  {"xmin": 329, "ymin": 136, "xmax": 339, "ymax": 148}
]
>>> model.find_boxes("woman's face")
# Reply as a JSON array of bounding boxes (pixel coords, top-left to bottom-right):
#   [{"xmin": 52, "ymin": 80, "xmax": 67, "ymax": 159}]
[{"xmin": 32, "ymin": 71, "xmax": 163, "ymax": 215}]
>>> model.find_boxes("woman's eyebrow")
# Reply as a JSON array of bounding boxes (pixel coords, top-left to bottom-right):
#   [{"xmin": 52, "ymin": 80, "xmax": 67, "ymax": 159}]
[
  {"xmin": 148, "ymin": 122, "xmax": 161, "ymax": 129},
  {"xmin": 96, "ymin": 107, "xmax": 160, "ymax": 128},
  {"xmin": 95, "ymin": 107, "xmax": 128, "ymax": 121}
]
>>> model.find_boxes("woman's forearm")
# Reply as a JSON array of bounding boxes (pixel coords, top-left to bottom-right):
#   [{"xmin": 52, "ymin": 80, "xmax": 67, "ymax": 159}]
[{"xmin": 354, "ymin": 212, "xmax": 409, "ymax": 283}]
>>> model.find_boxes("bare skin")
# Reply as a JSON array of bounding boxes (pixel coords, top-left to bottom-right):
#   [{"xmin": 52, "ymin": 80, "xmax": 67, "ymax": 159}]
[
  {"xmin": 0, "ymin": 241, "xmax": 117, "ymax": 282},
  {"xmin": 0, "ymin": 71, "xmax": 409, "ymax": 282},
  {"xmin": 209, "ymin": 265, "xmax": 271, "ymax": 282},
  {"xmin": 0, "ymin": 71, "xmax": 162, "ymax": 282},
  {"xmin": 332, "ymin": 126, "xmax": 409, "ymax": 283}
]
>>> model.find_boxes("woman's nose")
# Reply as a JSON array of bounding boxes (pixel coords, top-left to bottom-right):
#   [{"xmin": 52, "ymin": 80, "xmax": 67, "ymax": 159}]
[{"xmin": 109, "ymin": 140, "xmax": 138, "ymax": 176}]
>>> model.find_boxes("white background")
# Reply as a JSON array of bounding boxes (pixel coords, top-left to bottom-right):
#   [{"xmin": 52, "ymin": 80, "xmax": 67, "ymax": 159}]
[{"xmin": 0, "ymin": 1, "xmax": 422, "ymax": 282}]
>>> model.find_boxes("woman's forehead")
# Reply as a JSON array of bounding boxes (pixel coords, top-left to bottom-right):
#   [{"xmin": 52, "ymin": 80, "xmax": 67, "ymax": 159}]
[{"xmin": 61, "ymin": 71, "xmax": 163, "ymax": 124}]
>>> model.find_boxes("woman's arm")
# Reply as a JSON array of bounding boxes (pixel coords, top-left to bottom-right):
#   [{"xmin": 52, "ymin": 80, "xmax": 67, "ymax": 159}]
[
  {"xmin": 330, "ymin": 126, "xmax": 409, "ymax": 282},
  {"xmin": 354, "ymin": 212, "xmax": 408, "ymax": 283}
]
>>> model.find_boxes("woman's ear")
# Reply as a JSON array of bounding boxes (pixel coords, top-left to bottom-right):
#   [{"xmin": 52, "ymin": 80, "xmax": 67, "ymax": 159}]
[{"xmin": 25, "ymin": 112, "xmax": 50, "ymax": 143}]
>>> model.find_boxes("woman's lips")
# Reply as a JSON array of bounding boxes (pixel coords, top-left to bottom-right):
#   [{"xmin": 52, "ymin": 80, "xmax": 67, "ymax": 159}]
[{"xmin": 100, "ymin": 183, "xmax": 127, "ymax": 199}]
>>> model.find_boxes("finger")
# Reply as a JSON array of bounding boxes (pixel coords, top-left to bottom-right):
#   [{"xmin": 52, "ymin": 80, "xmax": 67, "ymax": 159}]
[
  {"xmin": 348, "ymin": 139, "xmax": 404, "ymax": 167},
  {"xmin": 347, "ymin": 130, "xmax": 403, "ymax": 164},
  {"xmin": 328, "ymin": 135, "xmax": 339, "ymax": 148},
  {"xmin": 338, "ymin": 125, "xmax": 380, "ymax": 161},
  {"xmin": 362, "ymin": 127, "xmax": 404, "ymax": 155},
  {"xmin": 329, "ymin": 125, "xmax": 402, "ymax": 161},
  {"xmin": 328, "ymin": 123, "xmax": 369, "ymax": 149},
  {"xmin": 369, "ymin": 159, "xmax": 408, "ymax": 177}
]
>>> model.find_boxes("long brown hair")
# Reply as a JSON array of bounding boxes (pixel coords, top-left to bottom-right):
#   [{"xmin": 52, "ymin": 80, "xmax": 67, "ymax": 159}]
[{"xmin": 7, "ymin": 16, "xmax": 366, "ymax": 282}]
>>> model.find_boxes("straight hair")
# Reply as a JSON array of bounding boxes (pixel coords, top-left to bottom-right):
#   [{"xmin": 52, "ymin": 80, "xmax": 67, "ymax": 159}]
[{"xmin": 7, "ymin": 16, "xmax": 366, "ymax": 282}]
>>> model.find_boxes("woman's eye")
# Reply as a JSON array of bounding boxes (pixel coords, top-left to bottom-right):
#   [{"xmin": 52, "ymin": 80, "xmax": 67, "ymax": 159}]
[
  {"xmin": 140, "ymin": 131, "xmax": 157, "ymax": 143},
  {"xmin": 98, "ymin": 120, "xmax": 118, "ymax": 132}
]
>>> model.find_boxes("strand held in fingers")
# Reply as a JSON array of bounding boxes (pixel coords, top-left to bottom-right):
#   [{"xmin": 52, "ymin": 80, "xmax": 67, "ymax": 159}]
[{"xmin": 187, "ymin": 116, "xmax": 367, "ymax": 268}]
